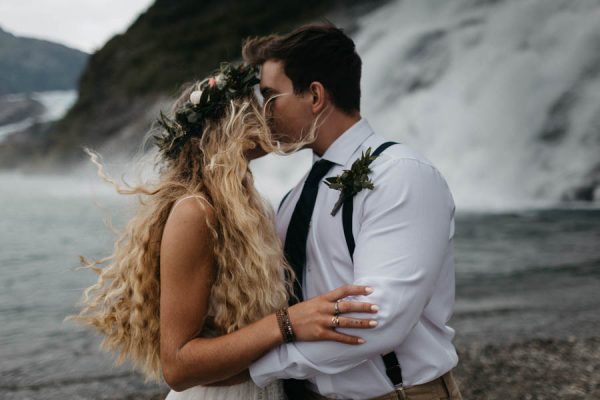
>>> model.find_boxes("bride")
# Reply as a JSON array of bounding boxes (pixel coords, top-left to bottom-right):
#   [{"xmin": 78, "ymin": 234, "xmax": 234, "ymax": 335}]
[{"xmin": 68, "ymin": 62, "xmax": 378, "ymax": 399}]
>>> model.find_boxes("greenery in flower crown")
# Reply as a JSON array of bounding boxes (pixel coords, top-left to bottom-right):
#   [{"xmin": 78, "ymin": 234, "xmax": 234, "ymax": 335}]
[
  {"xmin": 154, "ymin": 62, "xmax": 260, "ymax": 160},
  {"xmin": 325, "ymin": 147, "xmax": 378, "ymax": 216}
]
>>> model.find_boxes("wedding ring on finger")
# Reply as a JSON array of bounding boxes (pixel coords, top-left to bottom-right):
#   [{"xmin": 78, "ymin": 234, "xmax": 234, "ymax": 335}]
[
  {"xmin": 330, "ymin": 315, "xmax": 340, "ymax": 329},
  {"xmin": 333, "ymin": 300, "xmax": 341, "ymax": 316}
]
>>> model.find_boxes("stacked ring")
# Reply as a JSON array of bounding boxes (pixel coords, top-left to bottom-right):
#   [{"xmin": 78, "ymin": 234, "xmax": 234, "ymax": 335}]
[
  {"xmin": 331, "ymin": 315, "xmax": 340, "ymax": 329},
  {"xmin": 333, "ymin": 300, "xmax": 341, "ymax": 316}
]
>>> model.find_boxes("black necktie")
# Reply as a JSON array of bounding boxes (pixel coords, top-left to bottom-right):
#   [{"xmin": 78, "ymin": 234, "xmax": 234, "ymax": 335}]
[{"xmin": 284, "ymin": 159, "xmax": 335, "ymax": 304}]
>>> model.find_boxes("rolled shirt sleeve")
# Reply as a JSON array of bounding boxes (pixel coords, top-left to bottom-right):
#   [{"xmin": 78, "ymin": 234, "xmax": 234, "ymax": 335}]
[{"xmin": 250, "ymin": 158, "xmax": 455, "ymax": 387}]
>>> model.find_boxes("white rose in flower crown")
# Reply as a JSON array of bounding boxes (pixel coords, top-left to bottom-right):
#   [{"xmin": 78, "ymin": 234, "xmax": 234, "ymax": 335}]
[
  {"xmin": 189, "ymin": 90, "xmax": 203, "ymax": 105},
  {"xmin": 215, "ymin": 74, "xmax": 226, "ymax": 89}
]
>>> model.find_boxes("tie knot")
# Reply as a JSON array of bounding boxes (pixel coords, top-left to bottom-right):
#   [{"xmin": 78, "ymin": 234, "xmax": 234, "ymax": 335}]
[{"xmin": 306, "ymin": 159, "xmax": 334, "ymax": 185}]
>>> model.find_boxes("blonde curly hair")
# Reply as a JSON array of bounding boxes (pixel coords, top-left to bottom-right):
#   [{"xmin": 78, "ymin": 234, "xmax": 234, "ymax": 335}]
[{"xmin": 66, "ymin": 78, "xmax": 318, "ymax": 382}]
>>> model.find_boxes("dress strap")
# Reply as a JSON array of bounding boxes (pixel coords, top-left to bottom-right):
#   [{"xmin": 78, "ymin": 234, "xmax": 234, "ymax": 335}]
[{"xmin": 169, "ymin": 194, "xmax": 210, "ymax": 216}]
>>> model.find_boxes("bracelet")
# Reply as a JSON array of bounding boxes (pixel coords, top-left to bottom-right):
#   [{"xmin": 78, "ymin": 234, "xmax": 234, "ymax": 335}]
[{"xmin": 275, "ymin": 307, "xmax": 296, "ymax": 343}]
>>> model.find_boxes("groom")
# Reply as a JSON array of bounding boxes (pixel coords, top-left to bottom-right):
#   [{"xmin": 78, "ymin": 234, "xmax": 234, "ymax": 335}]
[{"xmin": 243, "ymin": 24, "xmax": 462, "ymax": 400}]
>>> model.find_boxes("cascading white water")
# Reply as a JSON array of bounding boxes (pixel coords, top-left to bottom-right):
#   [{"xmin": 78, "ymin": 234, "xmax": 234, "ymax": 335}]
[{"xmin": 352, "ymin": 0, "xmax": 600, "ymax": 210}]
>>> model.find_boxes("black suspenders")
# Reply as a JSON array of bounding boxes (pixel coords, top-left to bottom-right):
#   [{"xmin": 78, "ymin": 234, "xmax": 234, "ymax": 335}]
[
  {"xmin": 342, "ymin": 141, "xmax": 398, "ymax": 261},
  {"xmin": 278, "ymin": 141, "xmax": 404, "ymax": 389},
  {"xmin": 342, "ymin": 141, "xmax": 404, "ymax": 389}
]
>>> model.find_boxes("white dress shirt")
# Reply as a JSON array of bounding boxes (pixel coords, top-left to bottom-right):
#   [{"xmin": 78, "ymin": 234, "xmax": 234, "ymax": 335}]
[{"xmin": 250, "ymin": 118, "xmax": 459, "ymax": 400}]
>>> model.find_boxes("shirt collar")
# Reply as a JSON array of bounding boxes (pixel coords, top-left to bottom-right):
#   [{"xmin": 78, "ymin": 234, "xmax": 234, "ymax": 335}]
[{"xmin": 312, "ymin": 118, "xmax": 375, "ymax": 166}]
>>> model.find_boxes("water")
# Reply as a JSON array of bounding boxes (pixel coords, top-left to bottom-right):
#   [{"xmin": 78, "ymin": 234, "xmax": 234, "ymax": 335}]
[
  {"xmin": 451, "ymin": 209, "xmax": 600, "ymax": 344},
  {"xmin": 0, "ymin": 172, "xmax": 165, "ymax": 399},
  {"xmin": 1, "ymin": 172, "xmax": 599, "ymax": 399}
]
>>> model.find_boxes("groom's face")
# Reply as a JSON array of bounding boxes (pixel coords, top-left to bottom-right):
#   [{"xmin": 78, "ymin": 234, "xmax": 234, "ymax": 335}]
[{"xmin": 259, "ymin": 60, "xmax": 314, "ymax": 145}]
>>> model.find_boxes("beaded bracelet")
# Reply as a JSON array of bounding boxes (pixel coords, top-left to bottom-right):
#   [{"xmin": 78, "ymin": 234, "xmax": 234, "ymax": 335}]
[{"xmin": 275, "ymin": 307, "xmax": 296, "ymax": 343}]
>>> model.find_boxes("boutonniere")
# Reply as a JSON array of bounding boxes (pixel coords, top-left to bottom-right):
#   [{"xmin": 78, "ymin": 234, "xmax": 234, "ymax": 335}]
[{"xmin": 324, "ymin": 147, "xmax": 378, "ymax": 216}]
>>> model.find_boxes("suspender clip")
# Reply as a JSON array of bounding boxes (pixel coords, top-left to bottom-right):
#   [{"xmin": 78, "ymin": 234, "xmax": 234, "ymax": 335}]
[{"xmin": 395, "ymin": 384, "xmax": 407, "ymax": 400}]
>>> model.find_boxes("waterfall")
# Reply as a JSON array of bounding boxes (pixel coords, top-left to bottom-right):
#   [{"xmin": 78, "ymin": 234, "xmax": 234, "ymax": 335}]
[{"xmin": 351, "ymin": 0, "xmax": 600, "ymax": 210}]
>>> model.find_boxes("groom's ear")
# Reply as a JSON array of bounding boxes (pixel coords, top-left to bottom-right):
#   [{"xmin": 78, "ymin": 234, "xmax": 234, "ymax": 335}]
[{"xmin": 309, "ymin": 82, "xmax": 327, "ymax": 114}]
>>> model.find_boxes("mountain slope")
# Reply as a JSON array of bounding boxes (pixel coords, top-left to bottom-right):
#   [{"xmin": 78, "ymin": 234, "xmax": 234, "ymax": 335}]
[{"xmin": 0, "ymin": 26, "xmax": 88, "ymax": 95}]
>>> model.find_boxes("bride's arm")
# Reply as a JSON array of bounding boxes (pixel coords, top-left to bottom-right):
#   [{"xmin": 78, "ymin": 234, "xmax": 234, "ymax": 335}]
[{"xmin": 159, "ymin": 198, "xmax": 377, "ymax": 391}]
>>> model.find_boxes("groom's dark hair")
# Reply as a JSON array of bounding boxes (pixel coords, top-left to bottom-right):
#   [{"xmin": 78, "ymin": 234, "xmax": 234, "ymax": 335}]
[{"xmin": 242, "ymin": 23, "xmax": 362, "ymax": 114}]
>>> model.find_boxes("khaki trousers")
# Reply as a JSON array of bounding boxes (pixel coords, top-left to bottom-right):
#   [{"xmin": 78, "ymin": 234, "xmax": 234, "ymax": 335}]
[{"xmin": 305, "ymin": 370, "xmax": 462, "ymax": 400}]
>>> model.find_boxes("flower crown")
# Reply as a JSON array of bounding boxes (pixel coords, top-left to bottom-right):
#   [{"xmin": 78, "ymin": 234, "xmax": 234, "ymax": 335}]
[{"xmin": 154, "ymin": 62, "xmax": 260, "ymax": 160}]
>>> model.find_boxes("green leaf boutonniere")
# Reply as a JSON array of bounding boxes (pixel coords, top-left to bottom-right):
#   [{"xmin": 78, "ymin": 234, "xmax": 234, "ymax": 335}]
[{"xmin": 324, "ymin": 147, "xmax": 378, "ymax": 216}]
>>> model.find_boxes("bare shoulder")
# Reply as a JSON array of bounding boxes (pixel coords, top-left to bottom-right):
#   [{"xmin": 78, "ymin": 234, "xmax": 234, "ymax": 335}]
[
  {"xmin": 161, "ymin": 195, "xmax": 217, "ymax": 267},
  {"xmin": 166, "ymin": 195, "xmax": 215, "ymax": 232}
]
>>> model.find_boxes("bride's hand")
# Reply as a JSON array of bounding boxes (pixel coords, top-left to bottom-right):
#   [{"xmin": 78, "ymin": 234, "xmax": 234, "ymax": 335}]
[{"xmin": 287, "ymin": 285, "xmax": 378, "ymax": 345}]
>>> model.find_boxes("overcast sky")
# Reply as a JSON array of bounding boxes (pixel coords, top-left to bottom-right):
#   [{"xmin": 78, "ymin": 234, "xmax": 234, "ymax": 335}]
[{"xmin": 0, "ymin": 0, "xmax": 154, "ymax": 53}]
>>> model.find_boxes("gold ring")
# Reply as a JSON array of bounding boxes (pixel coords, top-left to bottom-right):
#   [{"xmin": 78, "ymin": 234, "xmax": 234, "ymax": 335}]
[
  {"xmin": 333, "ymin": 301, "xmax": 340, "ymax": 316},
  {"xmin": 331, "ymin": 315, "xmax": 340, "ymax": 329}
]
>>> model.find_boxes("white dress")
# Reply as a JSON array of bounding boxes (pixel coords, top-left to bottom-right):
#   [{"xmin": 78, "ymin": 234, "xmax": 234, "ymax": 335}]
[{"xmin": 164, "ymin": 380, "xmax": 285, "ymax": 400}]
